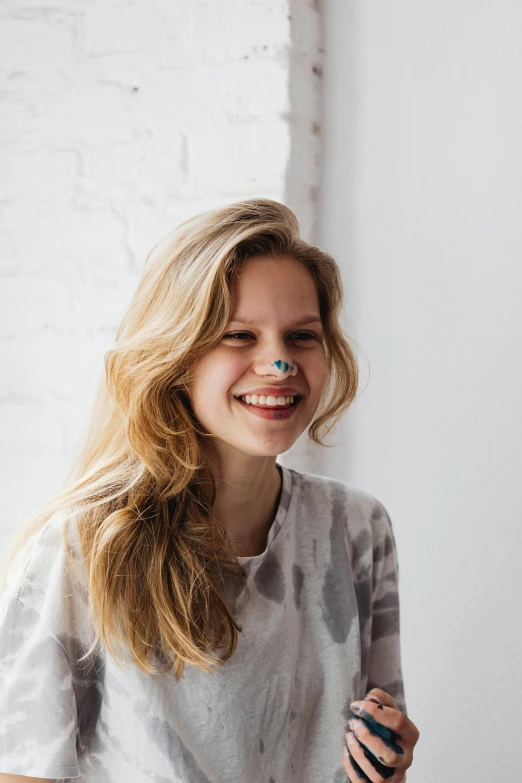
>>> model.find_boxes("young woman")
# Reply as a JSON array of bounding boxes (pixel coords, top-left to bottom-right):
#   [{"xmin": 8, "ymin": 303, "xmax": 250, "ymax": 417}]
[{"xmin": 0, "ymin": 199, "xmax": 419, "ymax": 782}]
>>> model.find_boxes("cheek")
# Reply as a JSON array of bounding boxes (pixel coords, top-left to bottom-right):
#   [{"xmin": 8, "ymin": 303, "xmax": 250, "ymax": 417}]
[
  {"xmin": 307, "ymin": 349, "xmax": 328, "ymax": 386},
  {"xmin": 190, "ymin": 364, "xmax": 239, "ymax": 412}
]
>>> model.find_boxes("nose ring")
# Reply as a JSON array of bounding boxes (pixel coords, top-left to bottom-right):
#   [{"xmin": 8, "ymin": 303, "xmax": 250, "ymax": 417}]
[{"xmin": 271, "ymin": 360, "xmax": 295, "ymax": 373}]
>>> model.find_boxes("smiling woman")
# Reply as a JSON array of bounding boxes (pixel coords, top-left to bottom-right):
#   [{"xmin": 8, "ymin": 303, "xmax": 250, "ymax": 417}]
[{"xmin": 0, "ymin": 198, "xmax": 414, "ymax": 783}]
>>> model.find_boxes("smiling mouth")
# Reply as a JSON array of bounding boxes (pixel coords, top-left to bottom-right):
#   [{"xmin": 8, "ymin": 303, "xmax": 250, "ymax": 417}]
[
  {"xmin": 233, "ymin": 396, "xmax": 303, "ymax": 421},
  {"xmin": 234, "ymin": 395, "xmax": 302, "ymax": 410}
]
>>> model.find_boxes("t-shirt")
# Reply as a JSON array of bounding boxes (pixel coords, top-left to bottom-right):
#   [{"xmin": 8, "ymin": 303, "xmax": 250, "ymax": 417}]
[{"xmin": 0, "ymin": 464, "xmax": 407, "ymax": 782}]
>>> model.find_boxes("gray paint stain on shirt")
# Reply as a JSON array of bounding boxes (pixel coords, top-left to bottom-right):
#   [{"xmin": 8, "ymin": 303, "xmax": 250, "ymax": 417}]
[
  {"xmin": 333, "ymin": 766, "xmax": 349, "ymax": 783},
  {"xmin": 60, "ymin": 633, "xmax": 105, "ymax": 754},
  {"xmin": 321, "ymin": 483, "xmax": 357, "ymax": 643},
  {"xmin": 292, "ymin": 563, "xmax": 305, "ymax": 610},
  {"xmin": 254, "ymin": 549, "xmax": 285, "ymax": 603},
  {"xmin": 134, "ymin": 699, "xmax": 213, "ymax": 783}
]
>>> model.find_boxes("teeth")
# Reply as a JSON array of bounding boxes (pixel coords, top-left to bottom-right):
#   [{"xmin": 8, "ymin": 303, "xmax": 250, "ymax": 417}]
[{"xmin": 238, "ymin": 394, "xmax": 295, "ymax": 407}]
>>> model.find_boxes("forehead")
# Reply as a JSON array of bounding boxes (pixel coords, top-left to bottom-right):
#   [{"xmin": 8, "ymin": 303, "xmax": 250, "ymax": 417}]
[{"xmin": 230, "ymin": 254, "xmax": 320, "ymax": 314}]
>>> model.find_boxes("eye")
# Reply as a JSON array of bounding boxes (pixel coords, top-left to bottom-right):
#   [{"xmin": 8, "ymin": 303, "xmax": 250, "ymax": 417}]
[
  {"xmin": 292, "ymin": 332, "xmax": 317, "ymax": 341},
  {"xmin": 223, "ymin": 331, "xmax": 317, "ymax": 341},
  {"xmin": 223, "ymin": 332, "xmax": 253, "ymax": 341}
]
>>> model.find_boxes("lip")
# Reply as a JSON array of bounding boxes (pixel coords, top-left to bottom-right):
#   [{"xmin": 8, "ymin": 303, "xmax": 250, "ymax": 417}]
[
  {"xmin": 234, "ymin": 395, "xmax": 302, "ymax": 420},
  {"xmin": 234, "ymin": 386, "xmax": 303, "ymax": 397}
]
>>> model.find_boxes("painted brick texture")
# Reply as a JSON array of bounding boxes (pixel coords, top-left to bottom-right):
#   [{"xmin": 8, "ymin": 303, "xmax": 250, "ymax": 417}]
[{"xmin": 0, "ymin": 0, "xmax": 322, "ymax": 544}]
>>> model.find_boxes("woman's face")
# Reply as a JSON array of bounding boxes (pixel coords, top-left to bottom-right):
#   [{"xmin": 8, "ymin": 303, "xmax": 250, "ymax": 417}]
[{"xmin": 187, "ymin": 254, "xmax": 328, "ymax": 458}]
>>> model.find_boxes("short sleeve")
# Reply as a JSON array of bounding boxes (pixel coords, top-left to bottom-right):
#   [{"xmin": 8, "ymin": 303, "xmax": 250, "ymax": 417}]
[
  {"xmin": 366, "ymin": 502, "xmax": 408, "ymax": 717},
  {"xmin": 0, "ymin": 596, "xmax": 80, "ymax": 779}
]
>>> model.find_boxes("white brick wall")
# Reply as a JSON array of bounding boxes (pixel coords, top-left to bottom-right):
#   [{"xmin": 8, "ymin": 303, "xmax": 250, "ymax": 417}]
[{"xmin": 0, "ymin": 0, "xmax": 322, "ymax": 546}]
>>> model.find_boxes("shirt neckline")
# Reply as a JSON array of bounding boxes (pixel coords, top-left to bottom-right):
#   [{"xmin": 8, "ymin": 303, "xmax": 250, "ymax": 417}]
[{"xmin": 236, "ymin": 462, "xmax": 293, "ymax": 569}]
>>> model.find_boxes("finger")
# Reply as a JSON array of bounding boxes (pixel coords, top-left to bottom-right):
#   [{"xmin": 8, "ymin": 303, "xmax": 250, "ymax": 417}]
[
  {"xmin": 350, "ymin": 701, "xmax": 417, "ymax": 746},
  {"xmin": 347, "ymin": 729, "xmax": 394, "ymax": 781},
  {"xmin": 348, "ymin": 716, "xmax": 405, "ymax": 768},
  {"xmin": 348, "ymin": 729, "xmax": 396, "ymax": 780},
  {"xmin": 344, "ymin": 736, "xmax": 373, "ymax": 782},
  {"xmin": 348, "ymin": 709, "xmax": 404, "ymax": 753},
  {"xmin": 364, "ymin": 688, "xmax": 399, "ymax": 711}
]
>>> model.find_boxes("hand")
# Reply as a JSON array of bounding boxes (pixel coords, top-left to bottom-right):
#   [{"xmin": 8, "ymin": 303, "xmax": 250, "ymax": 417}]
[{"xmin": 343, "ymin": 688, "xmax": 420, "ymax": 783}]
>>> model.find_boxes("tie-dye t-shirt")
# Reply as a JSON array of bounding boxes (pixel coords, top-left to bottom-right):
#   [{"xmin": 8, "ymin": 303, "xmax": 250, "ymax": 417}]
[{"xmin": 0, "ymin": 464, "xmax": 407, "ymax": 782}]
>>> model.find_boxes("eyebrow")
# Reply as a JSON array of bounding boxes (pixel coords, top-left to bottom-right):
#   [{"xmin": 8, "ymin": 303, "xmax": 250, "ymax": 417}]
[{"xmin": 229, "ymin": 315, "xmax": 323, "ymax": 327}]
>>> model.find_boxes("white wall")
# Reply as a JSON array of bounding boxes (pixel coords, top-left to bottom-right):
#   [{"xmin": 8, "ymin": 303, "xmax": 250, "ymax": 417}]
[
  {"xmin": 318, "ymin": 2, "xmax": 522, "ymax": 781},
  {"xmin": 0, "ymin": 0, "xmax": 322, "ymax": 545}
]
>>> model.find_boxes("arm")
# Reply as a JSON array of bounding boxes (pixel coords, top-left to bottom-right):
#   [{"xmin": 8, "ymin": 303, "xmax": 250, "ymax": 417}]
[
  {"xmin": 0, "ymin": 599, "xmax": 79, "ymax": 781},
  {"xmin": 366, "ymin": 502, "xmax": 408, "ymax": 715}
]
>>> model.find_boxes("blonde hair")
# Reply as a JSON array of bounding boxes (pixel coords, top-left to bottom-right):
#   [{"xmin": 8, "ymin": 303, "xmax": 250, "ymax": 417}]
[{"xmin": 0, "ymin": 198, "xmax": 359, "ymax": 678}]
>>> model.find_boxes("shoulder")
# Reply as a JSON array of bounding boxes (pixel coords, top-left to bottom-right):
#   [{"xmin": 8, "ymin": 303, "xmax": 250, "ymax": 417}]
[
  {"xmin": 287, "ymin": 467, "xmax": 395, "ymax": 553},
  {"xmin": 1, "ymin": 511, "xmax": 91, "ymax": 649},
  {"xmin": 289, "ymin": 466, "xmax": 389, "ymax": 523}
]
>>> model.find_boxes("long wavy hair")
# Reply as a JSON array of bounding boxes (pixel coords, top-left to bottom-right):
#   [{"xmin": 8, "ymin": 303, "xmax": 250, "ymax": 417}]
[{"xmin": 0, "ymin": 198, "xmax": 359, "ymax": 679}]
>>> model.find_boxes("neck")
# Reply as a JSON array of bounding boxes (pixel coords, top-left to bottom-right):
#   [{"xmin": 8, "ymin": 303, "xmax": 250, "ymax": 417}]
[{"xmin": 203, "ymin": 453, "xmax": 282, "ymax": 557}]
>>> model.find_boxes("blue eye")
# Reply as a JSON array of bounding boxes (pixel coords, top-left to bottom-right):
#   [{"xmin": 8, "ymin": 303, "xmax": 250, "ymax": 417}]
[{"xmin": 223, "ymin": 332, "xmax": 316, "ymax": 341}]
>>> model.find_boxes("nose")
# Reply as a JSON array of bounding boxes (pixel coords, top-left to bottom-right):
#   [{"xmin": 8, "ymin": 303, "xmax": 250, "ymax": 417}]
[{"xmin": 250, "ymin": 330, "xmax": 300, "ymax": 380}]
